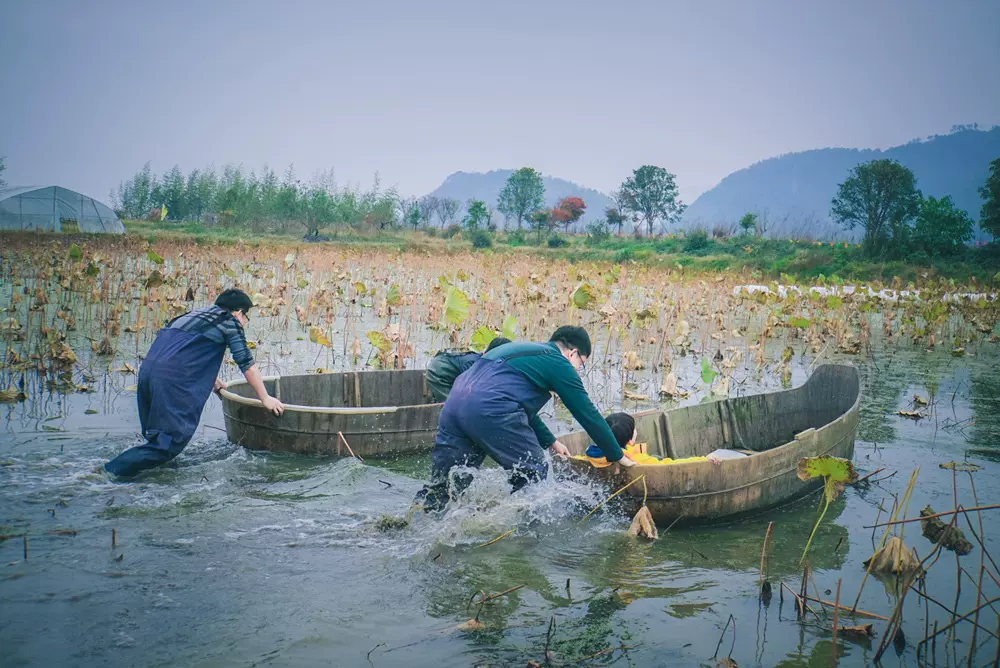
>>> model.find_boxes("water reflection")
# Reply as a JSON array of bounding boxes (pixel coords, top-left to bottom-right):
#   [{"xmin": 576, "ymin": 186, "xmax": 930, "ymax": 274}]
[
  {"xmin": 855, "ymin": 353, "xmax": 906, "ymax": 445},
  {"xmin": 776, "ymin": 638, "xmax": 872, "ymax": 667},
  {"xmin": 968, "ymin": 366, "xmax": 1000, "ymax": 451}
]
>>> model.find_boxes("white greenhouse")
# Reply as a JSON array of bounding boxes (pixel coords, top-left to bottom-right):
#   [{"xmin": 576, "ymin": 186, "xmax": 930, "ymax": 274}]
[{"xmin": 0, "ymin": 185, "xmax": 124, "ymax": 233}]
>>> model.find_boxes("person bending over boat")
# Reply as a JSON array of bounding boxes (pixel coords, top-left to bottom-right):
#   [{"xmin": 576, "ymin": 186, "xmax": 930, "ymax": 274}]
[
  {"xmin": 425, "ymin": 336, "xmax": 512, "ymax": 402},
  {"xmin": 415, "ymin": 326, "xmax": 638, "ymax": 512},
  {"xmin": 103, "ymin": 289, "xmax": 284, "ymax": 478},
  {"xmin": 585, "ymin": 412, "xmax": 636, "ymax": 459}
]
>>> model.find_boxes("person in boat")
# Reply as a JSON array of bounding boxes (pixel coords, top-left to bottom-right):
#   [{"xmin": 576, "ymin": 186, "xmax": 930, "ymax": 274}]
[
  {"xmin": 415, "ymin": 326, "xmax": 638, "ymax": 512},
  {"xmin": 584, "ymin": 412, "xmax": 738, "ymax": 467},
  {"xmin": 425, "ymin": 336, "xmax": 512, "ymax": 402},
  {"xmin": 585, "ymin": 412, "xmax": 636, "ymax": 459},
  {"xmin": 103, "ymin": 289, "xmax": 284, "ymax": 478}
]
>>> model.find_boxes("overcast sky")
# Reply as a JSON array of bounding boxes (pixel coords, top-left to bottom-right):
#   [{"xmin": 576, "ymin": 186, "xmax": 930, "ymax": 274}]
[{"xmin": 2, "ymin": 0, "xmax": 998, "ymax": 206}]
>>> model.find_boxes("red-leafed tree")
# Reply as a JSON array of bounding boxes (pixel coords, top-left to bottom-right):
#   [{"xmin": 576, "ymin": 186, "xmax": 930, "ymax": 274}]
[
  {"xmin": 549, "ymin": 206, "xmax": 571, "ymax": 229},
  {"xmin": 552, "ymin": 196, "xmax": 586, "ymax": 233}
]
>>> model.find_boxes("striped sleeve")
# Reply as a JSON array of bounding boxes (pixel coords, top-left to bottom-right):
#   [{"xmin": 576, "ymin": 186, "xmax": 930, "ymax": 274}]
[{"xmin": 222, "ymin": 320, "xmax": 255, "ymax": 372}]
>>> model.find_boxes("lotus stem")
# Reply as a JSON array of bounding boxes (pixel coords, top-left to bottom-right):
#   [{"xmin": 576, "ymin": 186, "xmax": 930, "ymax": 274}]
[
  {"xmin": 800, "ymin": 494, "xmax": 830, "ymax": 566},
  {"xmin": 578, "ymin": 475, "xmax": 646, "ymax": 525},
  {"xmin": 477, "ymin": 529, "xmax": 515, "ymax": 548},
  {"xmin": 472, "ymin": 584, "xmax": 524, "ymax": 605}
]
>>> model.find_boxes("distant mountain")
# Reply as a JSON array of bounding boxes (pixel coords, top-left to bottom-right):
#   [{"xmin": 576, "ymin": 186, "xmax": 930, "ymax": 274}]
[
  {"xmin": 681, "ymin": 126, "xmax": 1000, "ymax": 241},
  {"xmin": 424, "ymin": 169, "xmax": 614, "ymax": 227}
]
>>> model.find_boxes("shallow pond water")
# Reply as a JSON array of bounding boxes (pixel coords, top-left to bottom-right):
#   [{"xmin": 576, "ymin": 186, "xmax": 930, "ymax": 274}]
[{"xmin": 2, "ymin": 332, "xmax": 999, "ymax": 667}]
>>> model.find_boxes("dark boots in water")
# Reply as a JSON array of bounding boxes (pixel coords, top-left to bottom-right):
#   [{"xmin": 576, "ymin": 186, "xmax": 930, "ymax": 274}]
[
  {"xmin": 411, "ymin": 485, "xmax": 446, "ymax": 514},
  {"xmin": 104, "ymin": 442, "xmax": 184, "ymax": 478},
  {"xmin": 413, "ymin": 471, "xmax": 476, "ymax": 513}
]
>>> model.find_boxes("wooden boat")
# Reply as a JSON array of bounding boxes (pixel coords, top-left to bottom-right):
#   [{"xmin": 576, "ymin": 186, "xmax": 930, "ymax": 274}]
[
  {"xmin": 559, "ymin": 364, "xmax": 861, "ymax": 526},
  {"xmin": 219, "ymin": 370, "xmax": 442, "ymax": 458}
]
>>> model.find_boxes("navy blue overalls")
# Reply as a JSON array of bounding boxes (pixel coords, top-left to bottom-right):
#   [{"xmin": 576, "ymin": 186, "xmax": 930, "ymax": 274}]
[
  {"xmin": 104, "ymin": 311, "xmax": 230, "ymax": 477},
  {"xmin": 420, "ymin": 347, "xmax": 554, "ymax": 510}
]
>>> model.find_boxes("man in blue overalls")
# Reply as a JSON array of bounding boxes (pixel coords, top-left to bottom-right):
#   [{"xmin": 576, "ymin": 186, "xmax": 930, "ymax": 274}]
[
  {"xmin": 416, "ymin": 326, "xmax": 638, "ymax": 511},
  {"xmin": 103, "ymin": 289, "xmax": 284, "ymax": 478}
]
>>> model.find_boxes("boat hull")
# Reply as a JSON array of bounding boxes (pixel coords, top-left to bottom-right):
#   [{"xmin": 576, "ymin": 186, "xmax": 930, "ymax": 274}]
[{"xmin": 559, "ymin": 364, "xmax": 861, "ymax": 525}]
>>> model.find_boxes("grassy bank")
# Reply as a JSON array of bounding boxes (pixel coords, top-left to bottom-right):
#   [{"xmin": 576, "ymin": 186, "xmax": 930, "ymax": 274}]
[{"xmin": 116, "ymin": 220, "xmax": 1000, "ymax": 283}]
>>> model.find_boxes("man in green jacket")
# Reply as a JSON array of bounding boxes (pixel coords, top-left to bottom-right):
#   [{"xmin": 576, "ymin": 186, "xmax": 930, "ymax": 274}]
[
  {"xmin": 416, "ymin": 326, "xmax": 637, "ymax": 511},
  {"xmin": 425, "ymin": 336, "xmax": 512, "ymax": 402}
]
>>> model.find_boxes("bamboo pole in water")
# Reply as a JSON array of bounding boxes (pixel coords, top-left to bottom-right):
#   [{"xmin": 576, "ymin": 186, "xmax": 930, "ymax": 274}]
[
  {"xmin": 759, "ymin": 521, "xmax": 773, "ymax": 592},
  {"xmin": 966, "ymin": 469, "xmax": 988, "ymax": 668},
  {"xmin": 830, "ymin": 579, "xmax": 841, "ymax": 667},
  {"xmin": 864, "ymin": 503, "xmax": 1000, "ymax": 529}
]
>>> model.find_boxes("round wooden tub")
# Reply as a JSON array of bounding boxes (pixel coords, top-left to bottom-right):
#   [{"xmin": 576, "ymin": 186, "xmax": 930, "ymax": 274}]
[{"xmin": 220, "ymin": 370, "xmax": 442, "ymax": 458}]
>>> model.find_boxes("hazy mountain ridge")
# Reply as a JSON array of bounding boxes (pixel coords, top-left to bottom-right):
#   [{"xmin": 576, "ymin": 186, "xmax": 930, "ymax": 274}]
[
  {"xmin": 423, "ymin": 128, "xmax": 998, "ymax": 238},
  {"xmin": 681, "ymin": 127, "xmax": 1000, "ymax": 240}
]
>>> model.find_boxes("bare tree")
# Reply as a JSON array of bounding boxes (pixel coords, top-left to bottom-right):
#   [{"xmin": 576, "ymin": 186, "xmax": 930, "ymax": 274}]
[
  {"xmin": 418, "ymin": 196, "xmax": 437, "ymax": 228},
  {"xmin": 610, "ymin": 189, "xmax": 631, "ymax": 235},
  {"xmin": 311, "ymin": 167, "xmax": 337, "ymax": 193},
  {"xmin": 756, "ymin": 208, "xmax": 772, "ymax": 238},
  {"xmin": 435, "ymin": 198, "xmax": 461, "ymax": 227},
  {"xmin": 486, "ymin": 203, "xmax": 498, "ymax": 231},
  {"xmin": 398, "ymin": 196, "xmax": 421, "ymax": 229}
]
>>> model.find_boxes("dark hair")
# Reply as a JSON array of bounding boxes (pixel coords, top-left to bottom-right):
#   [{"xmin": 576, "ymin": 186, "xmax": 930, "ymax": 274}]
[
  {"xmin": 485, "ymin": 336, "xmax": 512, "ymax": 353},
  {"xmin": 549, "ymin": 325, "xmax": 592, "ymax": 358},
  {"xmin": 215, "ymin": 289, "xmax": 254, "ymax": 314},
  {"xmin": 605, "ymin": 412, "xmax": 635, "ymax": 448}
]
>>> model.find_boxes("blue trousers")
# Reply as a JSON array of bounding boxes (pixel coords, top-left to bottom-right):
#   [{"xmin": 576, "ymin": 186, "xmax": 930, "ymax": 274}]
[
  {"xmin": 105, "ymin": 327, "xmax": 224, "ymax": 478},
  {"xmin": 418, "ymin": 356, "xmax": 552, "ymax": 511}
]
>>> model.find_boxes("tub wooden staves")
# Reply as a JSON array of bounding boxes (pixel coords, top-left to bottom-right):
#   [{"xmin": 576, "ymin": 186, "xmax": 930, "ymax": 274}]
[{"xmin": 220, "ymin": 370, "xmax": 442, "ymax": 458}]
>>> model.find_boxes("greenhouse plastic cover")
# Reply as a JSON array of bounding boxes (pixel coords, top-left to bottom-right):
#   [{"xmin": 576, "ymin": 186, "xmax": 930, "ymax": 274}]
[{"xmin": 0, "ymin": 185, "xmax": 124, "ymax": 233}]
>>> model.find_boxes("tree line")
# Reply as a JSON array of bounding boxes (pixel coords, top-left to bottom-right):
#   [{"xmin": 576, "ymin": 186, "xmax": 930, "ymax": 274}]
[
  {"xmin": 112, "ymin": 162, "xmax": 481, "ymax": 236},
  {"xmin": 111, "ymin": 163, "xmax": 403, "ymax": 237},
  {"xmin": 109, "ymin": 157, "xmax": 1000, "ymax": 257},
  {"xmin": 829, "ymin": 157, "xmax": 1000, "ymax": 259},
  {"xmin": 494, "ymin": 165, "xmax": 686, "ymax": 239},
  {"xmin": 110, "ymin": 161, "xmax": 687, "ymax": 238}
]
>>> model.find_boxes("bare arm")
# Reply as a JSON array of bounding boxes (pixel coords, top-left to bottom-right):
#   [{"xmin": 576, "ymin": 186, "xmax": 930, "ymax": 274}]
[{"xmin": 242, "ymin": 364, "xmax": 284, "ymax": 415}]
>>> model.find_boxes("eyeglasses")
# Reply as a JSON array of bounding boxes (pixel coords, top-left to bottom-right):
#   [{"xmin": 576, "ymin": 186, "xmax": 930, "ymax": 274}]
[{"xmin": 572, "ymin": 349, "xmax": 586, "ymax": 373}]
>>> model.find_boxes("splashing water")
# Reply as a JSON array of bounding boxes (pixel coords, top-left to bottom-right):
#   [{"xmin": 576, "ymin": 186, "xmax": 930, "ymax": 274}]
[{"xmin": 397, "ymin": 462, "xmax": 626, "ymax": 556}]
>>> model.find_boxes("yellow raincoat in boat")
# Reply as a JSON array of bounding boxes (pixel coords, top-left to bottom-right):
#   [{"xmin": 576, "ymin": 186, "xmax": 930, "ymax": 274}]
[{"xmin": 573, "ymin": 442, "xmax": 708, "ymax": 468}]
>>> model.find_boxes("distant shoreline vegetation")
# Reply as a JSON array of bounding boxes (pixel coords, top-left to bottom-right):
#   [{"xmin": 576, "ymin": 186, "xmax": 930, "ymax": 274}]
[
  {"xmin": 70, "ymin": 218, "xmax": 995, "ymax": 284},
  {"xmin": 108, "ymin": 126, "xmax": 998, "ymax": 273}
]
